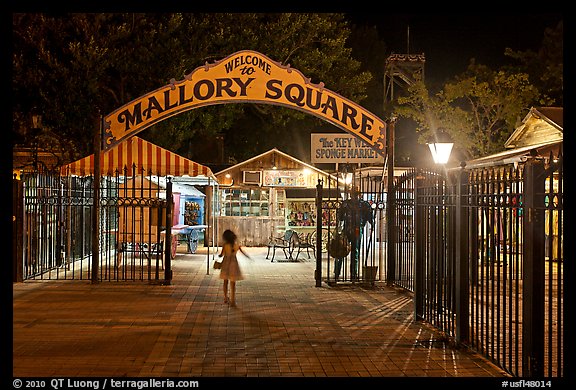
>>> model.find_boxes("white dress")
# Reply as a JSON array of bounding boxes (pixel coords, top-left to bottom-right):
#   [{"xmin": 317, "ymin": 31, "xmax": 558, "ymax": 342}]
[{"xmin": 219, "ymin": 243, "xmax": 244, "ymax": 281}]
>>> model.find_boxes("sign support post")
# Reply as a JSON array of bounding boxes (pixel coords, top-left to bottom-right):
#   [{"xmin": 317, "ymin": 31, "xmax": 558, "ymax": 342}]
[{"xmin": 386, "ymin": 117, "xmax": 396, "ymax": 285}]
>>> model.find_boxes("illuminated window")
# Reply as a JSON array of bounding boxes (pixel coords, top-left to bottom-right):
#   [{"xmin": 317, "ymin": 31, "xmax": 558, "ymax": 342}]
[{"xmin": 221, "ymin": 189, "xmax": 269, "ymax": 217}]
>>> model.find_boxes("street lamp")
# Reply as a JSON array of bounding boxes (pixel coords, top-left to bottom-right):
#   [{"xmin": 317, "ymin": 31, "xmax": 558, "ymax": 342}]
[
  {"xmin": 338, "ymin": 163, "xmax": 354, "ymax": 200},
  {"xmin": 427, "ymin": 130, "xmax": 453, "ymax": 164}
]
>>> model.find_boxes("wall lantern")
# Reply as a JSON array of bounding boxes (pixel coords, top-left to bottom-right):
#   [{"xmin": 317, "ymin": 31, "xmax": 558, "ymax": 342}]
[
  {"xmin": 338, "ymin": 164, "xmax": 353, "ymax": 186},
  {"xmin": 427, "ymin": 130, "xmax": 453, "ymax": 165},
  {"xmin": 31, "ymin": 114, "xmax": 42, "ymax": 130}
]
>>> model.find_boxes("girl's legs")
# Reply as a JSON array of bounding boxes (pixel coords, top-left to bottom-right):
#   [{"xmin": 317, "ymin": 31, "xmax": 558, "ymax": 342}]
[
  {"xmin": 230, "ymin": 281, "xmax": 236, "ymax": 306},
  {"xmin": 223, "ymin": 279, "xmax": 229, "ymax": 303}
]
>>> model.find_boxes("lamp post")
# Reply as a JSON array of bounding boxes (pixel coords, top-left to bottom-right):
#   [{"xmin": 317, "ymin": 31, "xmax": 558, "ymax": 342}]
[{"xmin": 427, "ymin": 130, "xmax": 454, "ymax": 165}]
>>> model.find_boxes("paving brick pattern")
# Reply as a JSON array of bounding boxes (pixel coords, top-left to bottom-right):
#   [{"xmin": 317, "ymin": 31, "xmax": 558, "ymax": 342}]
[{"xmin": 13, "ymin": 247, "xmax": 510, "ymax": 379}]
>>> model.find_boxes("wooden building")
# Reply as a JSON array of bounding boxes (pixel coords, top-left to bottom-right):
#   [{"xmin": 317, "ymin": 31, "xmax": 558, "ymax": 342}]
[
  {"xmin": 465, "ymin": 106, "xmax": 563, "ymax": 261},
  {"xmin": 466, "ymin": 106, "xmax": 563, "ymax": 168},
  {"xmin": 213, "ymin": 148, "xmax": 339, "ymax": 246}
]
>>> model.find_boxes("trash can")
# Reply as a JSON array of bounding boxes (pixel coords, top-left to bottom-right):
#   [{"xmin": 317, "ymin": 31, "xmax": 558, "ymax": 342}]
[{"xmin": 363, "ymin": 265, "xmax": 378, "ymax": 284}]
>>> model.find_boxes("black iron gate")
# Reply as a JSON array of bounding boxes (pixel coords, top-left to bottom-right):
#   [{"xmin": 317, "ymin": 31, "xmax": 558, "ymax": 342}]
[
  {"xmin": 16, "ymin": 170, "xmax": 94, "ymax": 280},
  {"xmin": 319, "ymin": 165, "xmax": 387, "ymax": 285},
  {"xmin": 313, "ymin": 152, "xmax": 564, "ymax": 378},
  {"xmin": 406, "ymin": 154, "xmax": 563, "ymax": 378},
  {"xmin": 14, "ymin": 166, "xmax": 171, "ymax": 282}
]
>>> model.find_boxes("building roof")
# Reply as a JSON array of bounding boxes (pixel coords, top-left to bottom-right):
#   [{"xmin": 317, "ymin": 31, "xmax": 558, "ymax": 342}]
[
  {"xmin": 61, "ymin": 136, "xmax": 214, "ymax": 178},
  {"xmin": 504, "ymin": 107, "xmax": 563, "ymax": 149},
  {"xmin": 464, "ymin": 140, "xmax": 562, "ymax": 169},
  {"xmin": 465, "ymin": 107, "xmax": 563, "ymax": 168},
  {"xmin": 214, "ymin": 148, "xmax": 339, "ymax": 182},
  {"xmin": 152, "ymin": 176, "xmax": 207, "ymax": 197}
]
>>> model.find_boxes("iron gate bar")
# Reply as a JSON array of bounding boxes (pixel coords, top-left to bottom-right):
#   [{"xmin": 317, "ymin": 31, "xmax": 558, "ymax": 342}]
[
  {"xmin": 523, "ymin": 160, "xmax": 546, "ymax": 377},
  {"xmin": 315, "ymin": 179, "xmax": 322, "ymax": 287},
  {"xmin": 455, "ymin": 167, "xmax": 469, "ymax": 344}
]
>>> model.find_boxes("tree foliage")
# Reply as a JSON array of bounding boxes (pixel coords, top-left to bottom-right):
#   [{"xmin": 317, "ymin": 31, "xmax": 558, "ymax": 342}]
[
  {"xmin": 13, "ymin": 13, "xmax": 372, "ymax": 163},
  {"xmin": 395, "ymin": 63, "xmax": 540, "ymax": 160}
]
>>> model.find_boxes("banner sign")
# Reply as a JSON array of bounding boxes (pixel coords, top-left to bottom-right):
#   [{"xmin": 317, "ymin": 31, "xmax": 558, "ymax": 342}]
[
  {"xmin": 103, "ymin": 50, "xmax": 386, "ymax": 155},
  {"xmin": 263, "ymin": 169, "xmax": 309, "ymax": 187},
  {"xmin": 311, "ymin": 133, "xmax": 385, "ymax": 163}
]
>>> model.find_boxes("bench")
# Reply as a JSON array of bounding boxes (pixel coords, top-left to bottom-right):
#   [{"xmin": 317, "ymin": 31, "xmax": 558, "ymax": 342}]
[
  {"xmin": 293, "ymin": 232, "xmax": 316, "ymax": 261},
  {"xmin": 116, "ymin": 240, "xmax": 164, "ymax": 269},
  {"xmin": 266, "ymin": 229, "xmax": 296, "ymax": 262}
]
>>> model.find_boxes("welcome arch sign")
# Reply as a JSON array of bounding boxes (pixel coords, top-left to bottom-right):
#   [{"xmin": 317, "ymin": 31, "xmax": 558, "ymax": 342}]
[{"xmin": 103, "ymin": 50, "xmax": 386, "ymax": 155}]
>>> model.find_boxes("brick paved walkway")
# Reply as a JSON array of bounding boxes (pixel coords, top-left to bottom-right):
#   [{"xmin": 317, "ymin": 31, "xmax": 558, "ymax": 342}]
[{"xmin": 13, "ymin": 247, "xmax": 510, "ymax": 380}]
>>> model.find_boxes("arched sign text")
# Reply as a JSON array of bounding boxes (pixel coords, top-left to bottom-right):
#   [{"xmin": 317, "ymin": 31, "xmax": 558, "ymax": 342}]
[{"xmin": 103, "ymin": 50, "xmax": 386, "ymax": 155}]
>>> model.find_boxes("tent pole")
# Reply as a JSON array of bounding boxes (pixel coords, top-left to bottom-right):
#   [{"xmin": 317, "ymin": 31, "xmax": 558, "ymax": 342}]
[
  {"xmin": 213, "ymin": 182, "xmax": 218, "ymax": 261},
  {"xmin": 207, "ymin": 176, "xmax": 211, "ymax": 275}
]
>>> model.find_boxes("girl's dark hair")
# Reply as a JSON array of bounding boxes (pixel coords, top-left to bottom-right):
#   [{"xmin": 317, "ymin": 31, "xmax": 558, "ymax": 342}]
[{"xmin": 222, "ymin": 229, "xmax": 237, "ymax": 245}]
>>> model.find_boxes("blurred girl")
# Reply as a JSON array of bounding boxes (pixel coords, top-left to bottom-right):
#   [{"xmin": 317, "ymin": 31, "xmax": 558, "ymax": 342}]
[{"xmin": 218, "ymin": 229, "xmax": 250, "ymax": 307}]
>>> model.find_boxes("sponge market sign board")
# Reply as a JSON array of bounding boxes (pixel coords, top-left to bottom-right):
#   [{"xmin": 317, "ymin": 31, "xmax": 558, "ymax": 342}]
[
  {"xmin": 311, "ymin": 133, "xmax": 385, "ymax": 163},
  {"xmin": 103, "ymin": 50, "xmax": 386, "ymax": 155}
]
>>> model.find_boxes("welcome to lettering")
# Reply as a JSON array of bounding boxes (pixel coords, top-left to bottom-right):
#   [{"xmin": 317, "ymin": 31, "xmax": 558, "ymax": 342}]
[{"xmin": 224, "ymin": 54, "xmax": 272, "ymax": 75}]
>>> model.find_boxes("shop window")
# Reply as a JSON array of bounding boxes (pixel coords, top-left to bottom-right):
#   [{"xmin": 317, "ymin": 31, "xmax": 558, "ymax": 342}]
[{"xmin": 221, "ymin": 189, "xmax": 269, "ymax": 217}]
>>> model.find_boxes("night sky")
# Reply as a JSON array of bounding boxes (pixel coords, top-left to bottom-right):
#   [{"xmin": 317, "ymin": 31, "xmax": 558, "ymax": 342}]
[{"xmin": 347, "ymin": 13, "xmax": 563, "ymax": 84}]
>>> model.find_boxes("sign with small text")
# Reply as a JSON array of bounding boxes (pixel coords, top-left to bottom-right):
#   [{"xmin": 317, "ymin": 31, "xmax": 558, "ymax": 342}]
[{"xmin": 311, "ymin": 133, "xmax": 385, "ymax": 163}]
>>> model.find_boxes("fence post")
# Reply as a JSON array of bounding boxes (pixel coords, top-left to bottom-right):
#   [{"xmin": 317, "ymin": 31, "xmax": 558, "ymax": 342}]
[
  {"xmin": 13, "ymin": 179, "xmax": 24, "ymax": 282},
  {"xmin": 455, "ymin": 164, "xmax": 469, "ymax": 344},
  {"xmin": 386, "ymin": 125, "xmax": 396, "ymax": 284},
  {"xmin": 522, "ymin": 159, "xmax": 545, "ymax": 377},
  {"xmin": 315, "ymin": 179, "xmax": 323, "ymax": 287},
  {"xmin": 164, "ymin": 178, "xmax": 173, "ymax": 284},
  {"xmin": 414, "ymin": 170, "xmax": 424, "ymax": 320}
]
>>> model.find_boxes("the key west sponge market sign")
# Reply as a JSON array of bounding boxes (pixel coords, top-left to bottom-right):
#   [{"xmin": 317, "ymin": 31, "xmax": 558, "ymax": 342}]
[{"xmin": 103, "ymin": 50, "xmax": 387, "ymax": 155}]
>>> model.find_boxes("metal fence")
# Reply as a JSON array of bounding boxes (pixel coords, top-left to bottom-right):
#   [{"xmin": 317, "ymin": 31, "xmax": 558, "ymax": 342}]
[
  {"xmin": 391, "ymin": 169, "xmax": 416, "ymax": 292},
  {"xmin": 467, "ymin": 165, "xmax": 525, "ymax": 376},
  {"xmin": 414, "ymin": 168, "xmax": 458, "ymax": 337},
  {"xmin": 398, "ymin": 152, "xmax": 563, "ymax": 378},
  {"xmin": 320, "ymin": 166, "xmax": 387, "ymax": 285},
  {"xmin": 15, "ymin": 170, "xmax": 94, "ymax": 281},
  {"xmin": 14, "ymin": 165, "xmax": 170, "ymax": 282}
]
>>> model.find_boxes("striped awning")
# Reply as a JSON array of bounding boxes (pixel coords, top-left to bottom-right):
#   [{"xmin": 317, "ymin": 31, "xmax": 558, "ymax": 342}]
[{"xmin": 61, "ymin": 136, "xmax": 213, "ymax": 177}]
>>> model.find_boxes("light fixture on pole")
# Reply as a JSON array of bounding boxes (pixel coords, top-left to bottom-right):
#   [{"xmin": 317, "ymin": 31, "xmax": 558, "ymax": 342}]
[
  {"xmin": 338, "ymin": 163, "xmax": 354, "ymax": 199},
  {"xmin": 427, "ymin": 130, "xmax": 454, "ymax": 165}
]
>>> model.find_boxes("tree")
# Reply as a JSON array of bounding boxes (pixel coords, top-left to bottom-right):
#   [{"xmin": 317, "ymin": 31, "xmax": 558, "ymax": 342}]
[
  {"xmin": 395, "ymin": 62, "xmax": 539, "ymax": 161},
  {"xmin": 12, "ymin": 13, "xmax": 373, "ymax": 163},
  {"xmin": 13, "ymin": 13, "xmax": 192, "ymax": 160}
]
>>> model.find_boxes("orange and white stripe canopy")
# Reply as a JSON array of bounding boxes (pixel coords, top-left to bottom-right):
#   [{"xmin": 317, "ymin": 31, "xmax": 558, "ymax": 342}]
[{"xmin": 61, "ymin": 136, "xmax": 213, "ymax": 177}]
